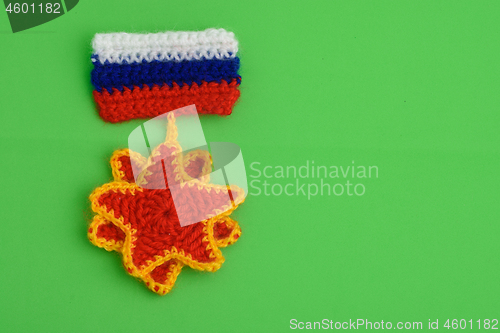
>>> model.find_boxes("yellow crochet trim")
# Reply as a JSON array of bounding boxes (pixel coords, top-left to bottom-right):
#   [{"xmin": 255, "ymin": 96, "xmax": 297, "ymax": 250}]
[
  {"xmin": 88, "ymin": 215, "xmax": 123, "ymax": 252},
  {"xmin": 215, "ymin": 216, "xmax": 242, "ymax": 248}
]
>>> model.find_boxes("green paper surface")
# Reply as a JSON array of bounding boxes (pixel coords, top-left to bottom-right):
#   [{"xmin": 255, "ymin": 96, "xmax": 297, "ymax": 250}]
[{"xmin": 0, "ymin": 1, "xmax": 499, "ymax": 332}]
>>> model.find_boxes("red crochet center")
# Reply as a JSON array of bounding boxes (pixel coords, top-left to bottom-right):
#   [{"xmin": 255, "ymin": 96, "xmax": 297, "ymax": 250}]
[
  {"xmin": 118, "ymin": 155, "xmax": 136, "ymax": 182},
  {"xmin": 93, "ymin": 79, "xmax": 240, "ymax": 123},
  {"xmin": 95, "ymin": 222, "xmax": 125, "ymax": 242},
  {"xmin": 97, "ymin": 188, "xmax": 210, "ymax": 267},
  {"xmin": 89, "ymin": 152, "xmax": 236, "ymax": 257},
  {"xmin": 96, "ymin": 144, "xmax": 234, "ymax": 268},
  {"xmin": 213, "ymin": 221, "xmax": 232, "ymax": 240},
  {"xmin": 149, "ymin": 260, "xmax": 177, "ymax": 285}
]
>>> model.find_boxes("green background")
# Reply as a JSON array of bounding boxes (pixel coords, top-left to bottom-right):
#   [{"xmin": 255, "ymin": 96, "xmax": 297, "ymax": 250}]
[{"xmin": 1, "ymin": 0, "xmax": 499, "ymax": 332}]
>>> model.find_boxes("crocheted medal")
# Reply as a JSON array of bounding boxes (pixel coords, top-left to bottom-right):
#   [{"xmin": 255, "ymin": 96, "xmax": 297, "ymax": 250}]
[
  {"xmin": 89, "ymin": 112, "xmax": 245, "ymax": 295},
  {"xmin": 91, "ymin": 28, "xmax": 241, "ymax": 122}
]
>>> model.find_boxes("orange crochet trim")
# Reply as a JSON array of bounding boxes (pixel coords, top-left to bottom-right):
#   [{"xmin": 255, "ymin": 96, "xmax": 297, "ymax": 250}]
[{"xmin": 88, "ymin": 115, "xmax": 244, "ymax": 295}]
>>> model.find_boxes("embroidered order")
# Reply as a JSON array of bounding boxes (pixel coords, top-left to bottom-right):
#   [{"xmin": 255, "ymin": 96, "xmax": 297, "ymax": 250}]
[
  {"xmin": 88, "ymin": 113, "xmax": 245, "ymax": 295},
  {"xmin": 91, "ymin": 28, "xmax": 241, "ymax": 122}
]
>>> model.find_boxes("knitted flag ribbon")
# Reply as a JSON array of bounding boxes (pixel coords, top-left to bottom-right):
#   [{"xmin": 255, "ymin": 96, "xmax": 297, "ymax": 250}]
[{"xmin": 91, "ymin": 28, "xmax": 241, "ymax": 122}]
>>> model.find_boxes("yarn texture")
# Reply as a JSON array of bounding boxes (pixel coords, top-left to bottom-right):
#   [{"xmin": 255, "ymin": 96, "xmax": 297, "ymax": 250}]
[
  {"xmin": 92, "ymin": 28, "xmax": 238, "ymax": 64},
  {"xmin": 91, "ymin": 28, "xmax": 241, "ymax": 122},
  {"xmin": 88, "ymin": 113, "xmax": 245, "ymax": 295}
]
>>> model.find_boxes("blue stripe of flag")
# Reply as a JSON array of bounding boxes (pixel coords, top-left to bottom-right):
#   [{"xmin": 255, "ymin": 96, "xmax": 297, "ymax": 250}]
[{"xmin": 91, "ymin": 57, "xmax": 241, "ymax": 93}]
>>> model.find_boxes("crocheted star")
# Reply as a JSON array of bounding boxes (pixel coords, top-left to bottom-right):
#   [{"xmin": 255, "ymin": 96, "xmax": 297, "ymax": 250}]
[{"xmin": 88, "ymin": 115, "xmax": 245, "ymax": 295}]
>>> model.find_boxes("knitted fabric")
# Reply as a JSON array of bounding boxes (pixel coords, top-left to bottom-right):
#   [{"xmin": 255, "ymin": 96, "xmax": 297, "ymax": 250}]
[
  {"xmin": 88, "ymin": 113, "xmax": 244, "ymax": 295},
  {"xmin": 91, "ymin": 28, "xmax": 241, "ymax": 122}
]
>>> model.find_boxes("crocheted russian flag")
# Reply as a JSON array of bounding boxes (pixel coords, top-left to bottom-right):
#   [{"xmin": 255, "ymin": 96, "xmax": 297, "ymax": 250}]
[{"xmin": 90, "ymin": 28, "xmax": 241, "ymax": 123}]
